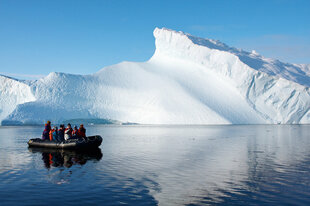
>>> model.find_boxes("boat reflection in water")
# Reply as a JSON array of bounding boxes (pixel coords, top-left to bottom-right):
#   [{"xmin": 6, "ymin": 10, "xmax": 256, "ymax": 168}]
[{"xmin": 28, "ymin": 147, "xmax": 103, "ymax": 169}]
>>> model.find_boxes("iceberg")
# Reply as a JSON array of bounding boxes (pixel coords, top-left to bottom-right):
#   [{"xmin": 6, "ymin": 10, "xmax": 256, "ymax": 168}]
[{"xmin": 1, "ymin": 28, "xmax": 309, "ymax": 125}]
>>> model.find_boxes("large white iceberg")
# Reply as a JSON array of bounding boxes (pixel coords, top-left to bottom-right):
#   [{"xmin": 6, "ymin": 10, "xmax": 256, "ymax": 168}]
[{"xmin": 1, "ymin": 28, "xmax": 309, "ymax": 125}]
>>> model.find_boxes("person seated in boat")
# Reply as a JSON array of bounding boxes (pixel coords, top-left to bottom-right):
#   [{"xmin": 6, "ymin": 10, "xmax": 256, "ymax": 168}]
[
  {"xmin": 72, "ymin": 125, "xmax": 78, "ymax": 138},
  {"xmin": 77, "ymin": 124, "xmax": 86, "ymax": 138},
  {"xmin": 49, "ymin": 126, "xmax": 59, "ymax": 141},
  {"xmin": 64, "ymin": 123, "xmax": 73, "ymax": 140},
  {"xmin": 58, "ymin": 124, "xmax": 65, "ymax": 141},
  {"xmin": 42, "ymin": 121, "xmax": 51, "ymax": 140}
]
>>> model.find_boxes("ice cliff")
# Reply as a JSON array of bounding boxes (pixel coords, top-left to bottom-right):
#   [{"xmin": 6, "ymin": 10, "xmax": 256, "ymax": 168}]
[
  {"xmin": 0, "ymin": 28, "xmax": 309, "ymax": 125},
  {"xmin": 0, "ymin": 76, "xmax": 36, "ymax": 123}
]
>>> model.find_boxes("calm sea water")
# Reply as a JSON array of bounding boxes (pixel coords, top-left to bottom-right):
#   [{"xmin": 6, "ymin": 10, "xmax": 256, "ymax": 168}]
[{"xmin": 0, "ymin": 125, "xmax": 310, "ymax": 205}]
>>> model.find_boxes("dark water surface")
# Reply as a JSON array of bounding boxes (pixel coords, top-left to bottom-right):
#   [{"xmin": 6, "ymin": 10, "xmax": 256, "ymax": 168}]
[{"xmin": 0, "ymin": 125, "xmax": 310, "ymax": 205}]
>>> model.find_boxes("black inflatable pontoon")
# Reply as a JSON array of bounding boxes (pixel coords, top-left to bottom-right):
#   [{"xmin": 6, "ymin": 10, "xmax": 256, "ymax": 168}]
[{"xmin": 28, "ymin": 135, "xmax": 102, "ymax": 150}]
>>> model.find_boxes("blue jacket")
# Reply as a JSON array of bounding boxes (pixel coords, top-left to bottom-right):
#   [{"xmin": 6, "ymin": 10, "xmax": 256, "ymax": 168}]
[{"xmin": 52, "ymin": 130, "xmax": 58, "ymax": 141}]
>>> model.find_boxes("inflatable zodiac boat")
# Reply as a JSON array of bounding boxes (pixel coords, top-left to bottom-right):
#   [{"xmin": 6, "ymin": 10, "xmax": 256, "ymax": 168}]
[{"xmin": 28, "ymin": 135, "xmax": 102, "ymax": 150}]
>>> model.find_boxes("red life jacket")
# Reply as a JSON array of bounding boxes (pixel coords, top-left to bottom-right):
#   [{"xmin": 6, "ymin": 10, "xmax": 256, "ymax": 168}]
[
  {"xmin": 65, "ymin": 128, "xmax": 73, "ymax": 137},
  {"xmin": 72, "ymin": 129, "xmax": 78, "ymax": 136},
  {"xmin": 78, "ymin": 128, "xmax": 86, "ymax": 137}
]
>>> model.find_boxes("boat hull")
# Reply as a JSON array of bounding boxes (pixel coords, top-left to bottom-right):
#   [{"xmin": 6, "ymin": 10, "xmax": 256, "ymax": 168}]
[{"xmin": 28, "ymin": 135, "xmax": 102, "ymax": 150}]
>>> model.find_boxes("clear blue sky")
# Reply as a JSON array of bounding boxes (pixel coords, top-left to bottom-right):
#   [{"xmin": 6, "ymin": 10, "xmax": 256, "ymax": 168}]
[{"xmin": 0, "ymin": 0, "xmax": 309, "ymax": 79}]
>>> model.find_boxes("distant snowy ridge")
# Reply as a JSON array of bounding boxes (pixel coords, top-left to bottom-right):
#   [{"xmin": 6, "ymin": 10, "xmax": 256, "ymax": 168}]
[{"xmin": 0, "ymin": 28, "xmax": 309, "ymax": 125}]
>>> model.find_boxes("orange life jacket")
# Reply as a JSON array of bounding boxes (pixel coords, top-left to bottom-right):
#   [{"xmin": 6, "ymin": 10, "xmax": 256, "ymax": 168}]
[
  {"xmin": 49, "ymin": 129, "xmax": 55, "ymax": 141},
  {"xmin": 49, "ymin": 153, "xmax": 53, "ymax": 165}
]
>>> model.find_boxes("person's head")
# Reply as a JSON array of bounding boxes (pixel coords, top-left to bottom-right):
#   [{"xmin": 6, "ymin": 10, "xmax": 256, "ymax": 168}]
[
  {"xmin": 74, "ymin": 125, "xmax": 77, "ymax": 130},
  {"xmin": 60, "ymin": 124, "xmax": 64, "ymax": 128},
  {"xmin": 80, "ymin": 124, "xmax": 84, "ymax": 128},
  {"xmin": 67, "ymin": 123, "xmax": 71, "ymax": 128},
  {"xmin": 47, "ymin": 121, "xmax": 51, "ymax": 125}
]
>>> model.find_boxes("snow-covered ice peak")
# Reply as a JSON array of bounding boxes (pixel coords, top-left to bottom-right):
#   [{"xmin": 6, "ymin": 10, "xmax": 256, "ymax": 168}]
[
  {"xmin": 153, "ymin": 27, "xmax": 253, "ymax": 58},
  {"xmin": 152, "ymin": 27, "xmax": 310, "ymax": 87}
]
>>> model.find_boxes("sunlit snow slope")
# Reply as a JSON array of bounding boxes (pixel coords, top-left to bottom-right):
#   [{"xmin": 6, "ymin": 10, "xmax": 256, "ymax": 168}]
[{"xmin": 1, "ymin": 28, "xmax": 309, "ymax": 125}]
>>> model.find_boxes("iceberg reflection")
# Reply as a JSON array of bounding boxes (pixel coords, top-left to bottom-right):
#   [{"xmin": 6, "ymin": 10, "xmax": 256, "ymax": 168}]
[{"xmin": 92, "ymin": 125, "xmax": 310, "ymax": 205}]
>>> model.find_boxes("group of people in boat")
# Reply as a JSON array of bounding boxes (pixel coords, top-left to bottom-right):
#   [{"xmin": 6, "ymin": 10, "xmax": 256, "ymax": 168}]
[{"xmin": 42, "ymin": 121, "xmax": 86, "ymax": 141}]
